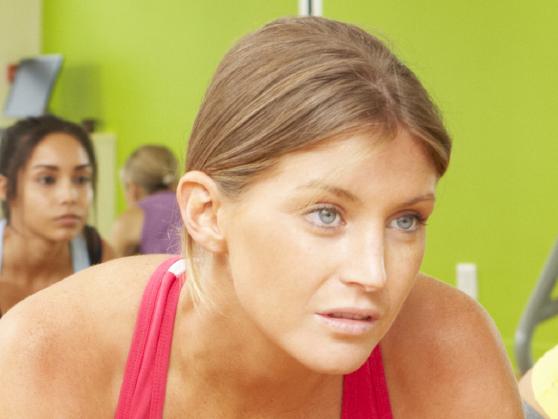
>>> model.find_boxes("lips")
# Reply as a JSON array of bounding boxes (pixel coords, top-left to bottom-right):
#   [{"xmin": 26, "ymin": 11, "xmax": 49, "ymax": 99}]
[
  {"xmin": 319, "ymin": 307, "xmax": 378, "ymax": 321},
  {"xmin": 54, "ymin": 214, "xmax": 82, "ymax": 225},
  {"xmin": 56, "ymin": 214, "xmax": 81, "ymax": 220},
  {"xmin": 316, "ymin": 307, "xmax": 379, "ymax": 336},
  {"xmin": 323, "ymin": 312, "xmax": 373, "ymax": 321}
]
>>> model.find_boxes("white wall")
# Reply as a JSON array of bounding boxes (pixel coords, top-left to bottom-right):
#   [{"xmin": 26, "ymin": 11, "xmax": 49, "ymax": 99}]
[
  {"xmin": 0, "ymin": 0, "xmax": 41, "ymax": 126},
  {"xmin": 90, "ymin": 133, "xmax": 116, "ymax": 239}
]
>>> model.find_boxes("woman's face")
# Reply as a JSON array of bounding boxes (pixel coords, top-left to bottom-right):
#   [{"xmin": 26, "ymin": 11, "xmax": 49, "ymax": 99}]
[
  {"xmin": 8, "ymin": 132, "xmax": 94, "ymax": 242},
  {"xmin": 221, "ymin": 130, "xmax": 438, "ymax": 374}
]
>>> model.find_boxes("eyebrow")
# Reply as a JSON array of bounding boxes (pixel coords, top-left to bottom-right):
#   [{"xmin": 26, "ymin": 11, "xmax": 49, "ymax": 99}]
[
  {"xmin": 296, "ymin": 181, "xmax": 361, "ymax": 203},
  {"xmin": 31, "ymin": 164, "xmax": 92, "ymax": 171},
  {"xmin": 296, "ymin": 181, "xmax": 436, "ymax": 206},
  {"xmin": 399, "ymin": 193, "xmax": 436, "ymax": 206}
]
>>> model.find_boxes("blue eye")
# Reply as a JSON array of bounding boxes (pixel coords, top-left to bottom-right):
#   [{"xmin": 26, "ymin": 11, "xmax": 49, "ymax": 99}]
[
  {"xmin": 390, "ymin": 214, "xmax": 420, "ymax": 232},
  {"xmin": 318, "ymin": 208, "xmax": 337, "ymax": 224},
  {"xmin": 306, "ymin": 206, "xmax": 343, "ymax": 228}
]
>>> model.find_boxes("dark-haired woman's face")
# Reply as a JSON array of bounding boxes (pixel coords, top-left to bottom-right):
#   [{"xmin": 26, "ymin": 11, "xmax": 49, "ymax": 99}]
[{"xmin": 9, "ymin": 133, "xmax": 93, "ymax": 242}]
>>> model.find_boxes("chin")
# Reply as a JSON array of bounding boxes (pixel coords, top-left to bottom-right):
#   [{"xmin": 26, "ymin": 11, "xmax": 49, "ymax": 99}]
[
  {"xmin": 295, "ymin": 341, "xmax": 376, "ymax": 375},
  {"xmin": 52, "ymin": 227, "xmax": 83, "ymax": 242}
]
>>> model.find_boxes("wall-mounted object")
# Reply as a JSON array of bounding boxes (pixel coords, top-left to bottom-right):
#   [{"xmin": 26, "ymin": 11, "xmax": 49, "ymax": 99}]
[{"xmin": 3, "ymin": 54, "xmax": 63, "ymax": 118}]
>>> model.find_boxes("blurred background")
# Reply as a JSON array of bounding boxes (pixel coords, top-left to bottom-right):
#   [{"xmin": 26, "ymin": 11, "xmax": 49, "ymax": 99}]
[{"xmin": 1, "ymin": 0, "xmax": 556, "ymax": 371}]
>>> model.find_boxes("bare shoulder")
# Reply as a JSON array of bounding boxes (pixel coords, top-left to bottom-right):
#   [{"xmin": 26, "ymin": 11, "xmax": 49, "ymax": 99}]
[
  {"xmin": 0, "ymin": 254, "xmax": 170, "ymax": 416},
  {"xmin": 382, "ymin": 274, "xmax": 523, "ymax": 419}
]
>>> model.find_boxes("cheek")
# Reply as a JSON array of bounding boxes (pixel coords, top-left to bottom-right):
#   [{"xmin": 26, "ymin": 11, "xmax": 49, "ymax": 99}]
[
  {"xmin": 226, "ymin": 214, "xmax": 314, "ymax": 317},
  {"xmin": 72, "ymin": 185, "xmax": 94, "ymax": 208},
  {"xmin": 17, "ymin": 195, "xmax": 49, "ymax": 227},
  {"xmin": 229, "ymin": 221, "xmax": 294, "ymax": 288},
  {"xmin": 84, "ymin": 188, "xmax": 94, "ymax": 204},
  {"xmin": 22, "ymin": 184, "xmax": 49, "ymax": 207},
  {"xmin": 386, "ymin": 230, "xmax": 425, "ymax": 269},
  {"xmin": 385, "ymin": 235, "xmax": 425, "ymax": 304}
]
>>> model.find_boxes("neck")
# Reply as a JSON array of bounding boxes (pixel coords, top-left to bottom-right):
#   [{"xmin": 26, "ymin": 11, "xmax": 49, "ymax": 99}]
[
  {"xmin": 2, "ymin": 223, "xmax": 71, "ymax": 280},
  {"xmin": 172, "ymin": 256, "xmax": 341, "ymax": 416}
]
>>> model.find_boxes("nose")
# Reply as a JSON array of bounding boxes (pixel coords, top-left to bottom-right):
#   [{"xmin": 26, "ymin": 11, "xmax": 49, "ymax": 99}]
[
  {"xmin": 339, "ymin": 228, "xmax": 387, "ymax": 292},
  {"xmin": 57, "ymin": 179, "xmax": 79, "ymax": 204}
]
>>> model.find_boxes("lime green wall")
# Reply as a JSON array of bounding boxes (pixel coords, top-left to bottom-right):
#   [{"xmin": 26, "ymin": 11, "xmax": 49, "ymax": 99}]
[
  {"xmin": 43, "ymin": 1, "xmax": 558, "ymax": 366},
  {"xmin": 42, "ymin": 0, "xmax": 296, "ymax": 205},
  {"xmin": 325, "ymin": 0, "xmax": 558, "ymax": 361}
]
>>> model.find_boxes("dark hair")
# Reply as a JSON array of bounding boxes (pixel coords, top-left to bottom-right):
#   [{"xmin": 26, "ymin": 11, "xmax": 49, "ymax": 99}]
[{"xmin": 0, "ymin": 115, "xmax": 97, "ymax": 220}]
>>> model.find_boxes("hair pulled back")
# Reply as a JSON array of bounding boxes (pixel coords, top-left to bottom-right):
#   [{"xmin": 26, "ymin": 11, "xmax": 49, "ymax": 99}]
[
  {"xmin": 122, "ymin": 145, "xmax": 178, "ymax": 194},
  {"xmin": 186, "ymin": 16, "xmax": 451, "ymax": 195},
  {"xmin": 183, "ymin": 16, "xmax": 452, "ymax": 302}
]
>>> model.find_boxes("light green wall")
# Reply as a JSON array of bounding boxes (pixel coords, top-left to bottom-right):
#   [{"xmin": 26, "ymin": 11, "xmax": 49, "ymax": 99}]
[
  {"xmin": 42, "ymin": 0, "xmax": 297, "ymax": 205},
  {"xmin": 325, "ymin": 0, "xmax": 558, "ymax": 361},
  {"xmin": 43, "ymin": 1, "xmax": 558, "ymax": 366}
]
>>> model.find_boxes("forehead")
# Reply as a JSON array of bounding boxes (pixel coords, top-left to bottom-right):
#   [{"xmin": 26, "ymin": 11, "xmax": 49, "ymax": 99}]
[
  {"xmin": 277, "ymin": 131, "xmax": 435, "ymax": 183},
  {"xmin": 234, "ymin": 129, "xmax": 438, "ymax": 212},
  {"xmin": 27, "ymin": 132, "xmax": 90, "ymax": 167}
]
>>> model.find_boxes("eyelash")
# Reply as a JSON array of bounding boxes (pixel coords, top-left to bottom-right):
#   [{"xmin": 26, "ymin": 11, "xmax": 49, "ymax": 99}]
[
  {"xmin": 389, "ymin": 212, "xmax": 428, "ymax": 233},
  {"xmin": 304, "ymin": 205, "xmax": 428, "ymax": 233},
  {"xmin": 37, "ymin": 175, "xmax": 55, "ymax": 185},
  {"xmin": 36, "ymin": 175, "xmax": 92, "ymax": 186},
  {"xmin": 304, "ymin": 205, "xmax": 345, "ymax": 230}
]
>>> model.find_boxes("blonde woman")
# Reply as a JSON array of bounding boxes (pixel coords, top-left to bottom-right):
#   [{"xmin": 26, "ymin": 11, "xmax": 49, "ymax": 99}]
[
  {"xmin": 112, "ymin": 145, "xmax": 181, "ymax": 256},
  {"xmin": 0, "ymin": 17, "xmax": 522, "ymax": 418}
]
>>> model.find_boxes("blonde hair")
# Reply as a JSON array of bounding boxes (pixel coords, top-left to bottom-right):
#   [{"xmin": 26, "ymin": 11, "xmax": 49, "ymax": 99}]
[
  {"xmin": 122, "ymin": 145, "xmax": 178, "ymax": 194},
  {"xmin": 184, "ymin": 16, "xmax": 452, "ymax": 303}
]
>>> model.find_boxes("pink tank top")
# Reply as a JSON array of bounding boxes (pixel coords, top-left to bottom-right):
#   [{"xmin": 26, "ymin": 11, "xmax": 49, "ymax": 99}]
[{"xmin": 115, "ymin": 257, "xmax": 393, "ymax": 418}]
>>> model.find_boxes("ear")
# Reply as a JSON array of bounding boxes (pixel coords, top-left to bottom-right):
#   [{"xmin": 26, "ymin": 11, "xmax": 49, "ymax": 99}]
[
  {"xmin": 176, "ymin": 170, "xmax": 226, "ymax": 254},
  {"xmin": 0, "ymin": 175, "xmax": 7, "ymax": 201}
]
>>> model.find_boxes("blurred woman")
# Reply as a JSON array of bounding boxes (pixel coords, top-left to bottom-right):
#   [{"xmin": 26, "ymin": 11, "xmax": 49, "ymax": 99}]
[
  {"xmin": 111, "ymin": 145, "xmax": 181, "ymax": 256},
  {"xmin": 0, "ymin": 115, "xmax": 113, "ymax": 315}
]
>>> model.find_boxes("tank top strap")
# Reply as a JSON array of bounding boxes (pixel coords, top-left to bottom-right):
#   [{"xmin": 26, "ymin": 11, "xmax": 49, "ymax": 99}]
[
  {"xmin": 342, "ymin": 345, "xmax": 393, "ymax": 418},
  {"xmin": 70, "ymin": 231, "xmax": 90, "ymax": 272},
  {"xmin": 115, "ymin": 256, "xmax": 185, "ymax": 419}
]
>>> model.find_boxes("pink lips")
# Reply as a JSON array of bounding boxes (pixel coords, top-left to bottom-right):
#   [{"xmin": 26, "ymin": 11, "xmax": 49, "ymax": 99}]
[
  {"xmin": 54, "ymin": 214, "xmax": 82, "ymax": 227},
  {"xmin": 316, "ymin": 307, "xmax": 379, "ymax": 336}
]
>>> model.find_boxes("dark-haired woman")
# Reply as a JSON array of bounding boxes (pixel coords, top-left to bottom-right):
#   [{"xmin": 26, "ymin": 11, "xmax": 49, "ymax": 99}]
[{"xmin": 0, "ymin": 115, "xmax": 114, "ymax": 315}]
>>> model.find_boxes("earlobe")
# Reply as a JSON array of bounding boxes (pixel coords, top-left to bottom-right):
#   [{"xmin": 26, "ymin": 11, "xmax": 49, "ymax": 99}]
[{"xmin": 176, "ymin": 171, "xmax": 226, "ymax": 253}]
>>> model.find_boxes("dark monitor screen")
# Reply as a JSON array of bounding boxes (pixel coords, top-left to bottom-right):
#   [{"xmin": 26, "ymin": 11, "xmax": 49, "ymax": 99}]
[{"xmin": 3, "ymin": 54, "xmax": 63, "ymax": 118}]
